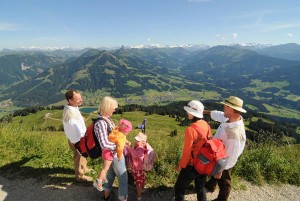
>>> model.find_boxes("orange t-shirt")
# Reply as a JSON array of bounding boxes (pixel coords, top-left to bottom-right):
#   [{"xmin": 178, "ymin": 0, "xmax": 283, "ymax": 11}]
[{"xmin": 178, "ymin": 120, "xmax": 211, "ymax": 168}]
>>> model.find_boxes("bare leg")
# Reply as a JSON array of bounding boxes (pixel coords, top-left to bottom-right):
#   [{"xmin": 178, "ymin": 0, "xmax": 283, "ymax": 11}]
[
  {"xmin": 94, "ymin": 160, "xmax": 113, "ymax": 191},
  {"xmin": 98, "ymin": 160, "xmax": 113, "ymax": 181},
  {"xmin": 136, "ymin": 184, "xmax": 144, "ymax": 200},
  {"xmin": 68, "ymin": 140, "xmax": 92, "ymax": 182}
]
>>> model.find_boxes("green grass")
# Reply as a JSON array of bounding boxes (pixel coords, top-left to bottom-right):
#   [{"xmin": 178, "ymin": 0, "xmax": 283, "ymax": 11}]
[
  {"xmin": 0, "ymin": 110, "xmax": 299, "ymax": 188},
  {"xmin": 262, "ymin": 104, "xmax": 300, "ymax": 120},
  {"xmin": 234, "ymin": 144, "xmax": 300, "ymax": 185},
  {"xmin": 115, "ymin": 88, "xmax": 222, "ymax": 106},
  {"xmin": 126, "ymin": 80, "xmax": 141, "ymax": 88},
  {"xmin": 244, "ymin": 79, "xmax": 289, "ymax": 95},
  {"xmin": 242, "ymin": 79, "xmax": 300, "ymax": 120}
]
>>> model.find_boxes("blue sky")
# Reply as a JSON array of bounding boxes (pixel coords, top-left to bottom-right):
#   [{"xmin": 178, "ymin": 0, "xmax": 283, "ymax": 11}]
[{"xmin": 0, "ymin": 0, "xmax": 299, "ymax": 50}]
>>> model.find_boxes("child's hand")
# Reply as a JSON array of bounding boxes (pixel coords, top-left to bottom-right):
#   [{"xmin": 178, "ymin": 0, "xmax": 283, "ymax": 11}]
[{"xmin": 126, "ymin": 141, "xmax": 131, "ymax": 146}]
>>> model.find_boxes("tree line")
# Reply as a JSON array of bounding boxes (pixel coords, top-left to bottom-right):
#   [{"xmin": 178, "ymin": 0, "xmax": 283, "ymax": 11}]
[{"xmin": 1, "ymin": 102, "xmax": 299, "ymax": 145}]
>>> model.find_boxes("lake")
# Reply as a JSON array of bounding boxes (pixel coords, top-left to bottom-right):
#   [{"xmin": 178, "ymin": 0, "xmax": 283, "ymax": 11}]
[{"xmin": 80, "ymin": 107, "xmax": 97, "ymax": 114}]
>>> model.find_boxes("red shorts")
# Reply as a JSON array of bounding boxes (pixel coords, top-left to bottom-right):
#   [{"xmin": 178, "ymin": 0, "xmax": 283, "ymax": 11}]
[
  {"xmin": 102, "ymin": 149, "xmax": 114, "ymax": 161},
  {"xmin": 132, "ymin": 169, "xmax": 146, "ymax": 187}
]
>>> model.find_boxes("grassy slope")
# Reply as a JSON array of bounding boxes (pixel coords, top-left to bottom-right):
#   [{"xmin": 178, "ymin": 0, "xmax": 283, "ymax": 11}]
[{"xmin": 0, "ymin": 110, "xmax": 299, "ymax": 188}]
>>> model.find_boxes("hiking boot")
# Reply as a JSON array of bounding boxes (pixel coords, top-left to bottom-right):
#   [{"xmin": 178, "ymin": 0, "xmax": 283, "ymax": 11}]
[
  {"xmin": 205, "ymin": 183, "xmax": 216, "ymax": 193},
  {"xmin": 205, "ymin": 186, "xmax": 215, "ymax": 193},
  {"xmin": 93, "ymin": 179, "xmax": 104, "ymax": 191},
  {"xmin": 102, "ymin": 196, "xmax": 111, "ymax": 201},
  {"xmin": 101, "ymin": 192, "xmax": 112, "ymax": 201},
  {"xmin": 102, "ymin": 191, "xmax": 115, "ymax": 201},
  {"xmin": 75, "ymin": 175, "xmax": 93, "ymax": 183}
]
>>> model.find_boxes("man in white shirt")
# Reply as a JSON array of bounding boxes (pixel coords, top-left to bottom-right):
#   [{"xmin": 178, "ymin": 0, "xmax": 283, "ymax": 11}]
[
  {"xmin": 62, "ymin": 89, "xmax": 92, "ymax": 182},
  {"xmin": 204, "ymin": 96, "xmax": 247, "ymax": 201}
]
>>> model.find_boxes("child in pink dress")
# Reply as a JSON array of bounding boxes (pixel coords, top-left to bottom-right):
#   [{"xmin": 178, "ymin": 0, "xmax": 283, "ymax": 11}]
[{"xmin": 125, "ymin": 132, "xmax": 148, "ymax": 201}]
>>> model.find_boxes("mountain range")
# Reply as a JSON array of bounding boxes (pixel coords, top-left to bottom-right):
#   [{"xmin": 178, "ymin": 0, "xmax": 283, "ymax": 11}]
[{"xmin": 0, "ymin": 43, "xmax": 299, "ymax": 122}]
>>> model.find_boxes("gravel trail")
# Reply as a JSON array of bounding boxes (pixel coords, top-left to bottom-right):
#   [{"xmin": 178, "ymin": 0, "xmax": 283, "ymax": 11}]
[{"xmin": 0, "ymin": 176, "xmax": 299, "ymax": 201}]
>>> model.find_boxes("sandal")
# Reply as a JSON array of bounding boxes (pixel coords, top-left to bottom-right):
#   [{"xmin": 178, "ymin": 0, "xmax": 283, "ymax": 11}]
[{"xmin": 93, "ymin": 179, "xmax": 104, "ymax": 191}]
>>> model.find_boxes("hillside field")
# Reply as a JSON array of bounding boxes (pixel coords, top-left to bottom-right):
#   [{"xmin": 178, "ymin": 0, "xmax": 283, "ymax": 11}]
[{"xmin": 0, "ymin": 109, "xmax": 299, "ymax": 189}]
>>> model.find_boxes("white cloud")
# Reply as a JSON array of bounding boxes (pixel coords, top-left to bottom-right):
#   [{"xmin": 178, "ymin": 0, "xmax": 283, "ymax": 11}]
[
  {"xmin": 216, "ymin": 33, "xmax": 238, "ymax": 42},
  {"xmin": 0, "ymin": 22, "xmax": 19, "ymax": 31},
  {"xmin": 216, "ymin": 34, "xmax": 228, "ymax": 41},
  {"xmin": 287, "ymin": 33, "xmax": 294, "ymax": 37},
  {"xmin": 225, "ymin": 9, "xmax": 273, "ymax": 21},
  {"xmin": 232, "ymin": 33, "xmax": 238, "ymax": 39},
  {"xmin": 245, "ymin": 21, "xmax": 300, "ymax": 33},
  {"xmin": 228, "ymin": 7, "xmax": 300, "ymax": 33}
]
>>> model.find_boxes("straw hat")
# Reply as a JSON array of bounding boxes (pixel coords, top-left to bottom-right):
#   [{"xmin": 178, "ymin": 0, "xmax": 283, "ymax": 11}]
[
  {"xmin": 183, "ymin": 100, "xmax": 204, "ymax": 118},
  {"xmin": 220, "ymin": 96, "xmax": 247, "ymax": 113},
  {"xmin": 134, "ymin": 132, "xmax": 147, "ymax": 142}
]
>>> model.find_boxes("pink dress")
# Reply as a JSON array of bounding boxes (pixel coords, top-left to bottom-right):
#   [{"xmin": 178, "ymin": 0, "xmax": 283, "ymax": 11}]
[{"xmin": 124, "ymin": 145, "xmax": 148, "ymax": 186}]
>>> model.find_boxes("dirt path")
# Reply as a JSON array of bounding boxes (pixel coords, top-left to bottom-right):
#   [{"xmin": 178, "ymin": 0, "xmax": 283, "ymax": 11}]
[{"xmin": 0, "ymin": 176, "xmax": 299, "ymax": 201}]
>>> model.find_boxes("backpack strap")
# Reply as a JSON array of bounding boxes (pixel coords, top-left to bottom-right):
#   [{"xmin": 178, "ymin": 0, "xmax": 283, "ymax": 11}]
[
  {"xmin": 190, "ymin": 121, "xmax": 212, "ymax": 143},
  {"xmin": 190, "ymin": 121, "xmax": 212, "ymax": 159},
  {"xmin": 92, "ymin": 116, "xmax": 112, "ymax": 134}
]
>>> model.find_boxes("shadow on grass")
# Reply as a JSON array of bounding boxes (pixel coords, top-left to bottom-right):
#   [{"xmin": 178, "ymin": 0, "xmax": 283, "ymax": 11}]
[
  {"xmin": 0, "ymin": 156, "xmax": 78, "ymax": 184},
  {"xmin": 0, "ymin": 156, "xmax": 101, "ymax": 201}
]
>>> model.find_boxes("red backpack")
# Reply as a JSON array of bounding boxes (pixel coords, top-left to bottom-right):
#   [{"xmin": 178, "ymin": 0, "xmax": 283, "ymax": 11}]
[
  {"xmin": 75, "ymin": 117, "xmax": 111, "ymax": 159},
  {"xmin": 191, "ymin": 123, "xmax": 228, "ymax": 176}
]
